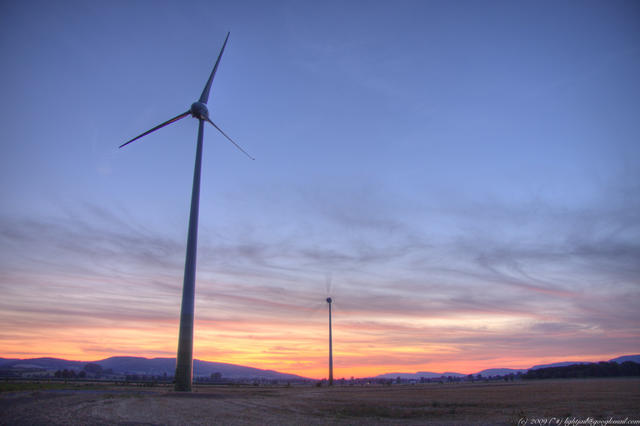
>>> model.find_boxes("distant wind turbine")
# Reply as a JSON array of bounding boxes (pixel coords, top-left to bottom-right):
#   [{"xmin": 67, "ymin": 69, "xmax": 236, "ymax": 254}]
[
  {"xmin": 327, "ymin": 296, "xmax": 334, "ymax": 386},
  {"xmin": 323, "ymin": 274, "xmax": 334, "ymax": 386},
  {"xmin": 119, "ymin": 32, "xmax": 252, "ymax": 392}
]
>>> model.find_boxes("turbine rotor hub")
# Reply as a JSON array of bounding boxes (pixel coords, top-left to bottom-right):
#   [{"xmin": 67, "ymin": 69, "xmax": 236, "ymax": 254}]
[
  {"xmin": 326, "ymin": 297, "xmax": 332, "ymax": 304},
  {"xmin": 190, "ymin": 102, "xmax": 209, "ymax": 120}
]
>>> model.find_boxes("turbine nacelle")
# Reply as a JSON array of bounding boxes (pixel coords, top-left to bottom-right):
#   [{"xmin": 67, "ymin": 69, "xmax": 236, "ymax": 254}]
[
  {"xmin": 326, "ymin": 297, "xmax": 332, "ymax": 304},
  {"xmin": 119, "ymin": 32, "xmax": 253, "ymax": 160},
  {"xmin": 190, "ymin": 101, "xmax": 210, "ymax": 120}
]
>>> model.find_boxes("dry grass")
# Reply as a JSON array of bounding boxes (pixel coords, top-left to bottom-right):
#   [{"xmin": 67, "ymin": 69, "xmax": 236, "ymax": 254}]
[{"xmin": 1, "ymin": 378, "xmax": 638, "ymax": 425}]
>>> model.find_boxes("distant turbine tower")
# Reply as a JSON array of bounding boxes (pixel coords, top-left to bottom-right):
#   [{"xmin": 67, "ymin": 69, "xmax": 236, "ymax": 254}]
[
  {"xmin": 326, "ymin": 297, "xmax": 334, "ymax": 386},
  {"xmin": 120, "ymin": 32, "xmax": 253, "ymax": 392}
]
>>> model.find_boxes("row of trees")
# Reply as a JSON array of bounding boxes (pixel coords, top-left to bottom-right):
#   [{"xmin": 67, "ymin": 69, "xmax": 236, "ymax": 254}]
[
  {"xmin": 54, "ymin": 369, "xmax": 86, "ymax": 378},
  {"xmin": 524, "ymin": 361, "xmax": 640, "ymax": 379},
  {"xmin": 53, "ymin": 363, "xmax": 115, "ymax": 379}
]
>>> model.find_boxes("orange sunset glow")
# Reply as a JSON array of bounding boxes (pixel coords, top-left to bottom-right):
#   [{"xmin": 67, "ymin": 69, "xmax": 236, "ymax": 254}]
[{"xmin": 2, "ymin": 262, "xmax": 634, "ymax": 379}]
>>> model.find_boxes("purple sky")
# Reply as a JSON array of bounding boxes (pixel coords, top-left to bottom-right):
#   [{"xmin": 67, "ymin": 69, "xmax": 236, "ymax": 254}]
[{"xmin": 0, "ymin": 0, "xmax": 638, "ymax": 377}]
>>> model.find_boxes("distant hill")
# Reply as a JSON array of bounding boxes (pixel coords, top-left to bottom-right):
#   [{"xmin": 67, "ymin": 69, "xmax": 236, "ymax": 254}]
[
  {"xmin": 373, "ymin": 354, "xmax": 640, "ymax": 379},
  {"xmin": 441, "ymin": 372, "xmax": 466, "ymax": 377},
  {"xmin": 530, "ymin": 361, "xmax": 592, "ymax": 370},
  {"xmin": 0, "ymin": 357, "xmax": 84, "ymax": 371},
  {"xmin": 97, "ymin": 356, "xmax": 306, "ymax": 380},
  {"xmin": 374, "ymin": 370, "xmax": 524, "ymax": 380},
  {"xmin": 475, "ymin": 368, "xmax": 527, "ymax": 376},
  {"xmin": 0, "ymin": 356, "xmax": 308, "ymax": 381},
  {"xmin": 528, "ymin": 355, "xmax": 640, "ymax": 370},
  {"xmin": 376, "ymin": 372, "xmax": 442, "ymax": 379},
  {"xmin": 375, "ymin": 371, "xmax": 465, "ymax": 380},
  {"xmin": 609, "ymin": 355, "xmax": 640, "ymax": 364}
]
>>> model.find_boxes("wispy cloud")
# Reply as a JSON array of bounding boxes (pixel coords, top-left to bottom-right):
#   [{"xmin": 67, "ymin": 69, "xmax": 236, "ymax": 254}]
[{"xmin": 0, "ymin": 180, "xmax": 638, "ymax": 376}]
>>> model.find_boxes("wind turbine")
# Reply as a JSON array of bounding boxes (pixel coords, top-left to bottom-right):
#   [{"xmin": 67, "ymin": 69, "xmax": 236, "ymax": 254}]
[
  {"xmin": 322, "ymin": 274, "xmax": 334, "ymax": 386},
  {"xmin": 119, "ymin": 32, "xmax": 252, "ymax": 392},
  {"xmin": 327, "ymin": 296, "xmax": 334, "ymax": 386}
]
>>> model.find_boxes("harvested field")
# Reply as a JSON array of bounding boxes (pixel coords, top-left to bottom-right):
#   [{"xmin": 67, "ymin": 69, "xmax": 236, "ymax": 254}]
[{"xmin": 1, "ymin": 378, "xmax": 639, "ymax": 425}]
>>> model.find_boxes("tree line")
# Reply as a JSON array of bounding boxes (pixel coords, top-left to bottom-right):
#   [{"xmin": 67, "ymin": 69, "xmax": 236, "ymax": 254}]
[
  {"xmin": 53, "ymin": 363, "xmax": 114, "ymax": 379},
  {"xmin": 523, "ymin": 361, "xmax": 640, "ymax": 379}
]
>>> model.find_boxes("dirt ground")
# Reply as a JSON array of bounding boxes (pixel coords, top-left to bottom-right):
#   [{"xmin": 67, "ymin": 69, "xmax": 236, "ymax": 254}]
[{"xmin": 1, "ymin": 378, "xmax": 639, "ymax": 425}]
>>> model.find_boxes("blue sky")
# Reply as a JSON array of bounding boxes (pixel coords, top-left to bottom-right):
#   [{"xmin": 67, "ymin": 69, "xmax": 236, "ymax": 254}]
[{"xmin": 0, "ymin": 0, "xmax": 639, "ymax": 377}]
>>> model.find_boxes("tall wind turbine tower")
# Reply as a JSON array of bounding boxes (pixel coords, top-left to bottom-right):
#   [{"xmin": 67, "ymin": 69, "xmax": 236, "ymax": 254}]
[
  {"xmin": 119, "ymin": 33, "xmax": 252, "ymax": 392},
  {"xmin": 327, "ymin": 297, "xmax": 334, "ymax": 386}
]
